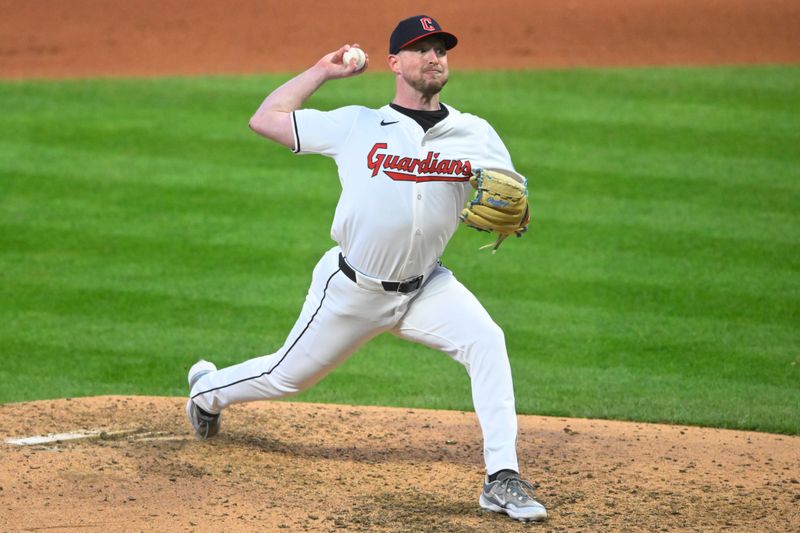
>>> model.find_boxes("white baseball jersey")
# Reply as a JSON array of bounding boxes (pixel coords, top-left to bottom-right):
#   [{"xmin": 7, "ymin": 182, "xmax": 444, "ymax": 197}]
[
  {"xmin": 292, "ymin": 104, "xmax": 515, "ymax": 280},
  {"xmin": 190, "ymin": 102, "xmax": 524, "ymax": 476}
]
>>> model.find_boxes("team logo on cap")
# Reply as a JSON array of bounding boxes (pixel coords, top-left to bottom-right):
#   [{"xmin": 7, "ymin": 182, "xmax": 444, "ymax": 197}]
[
  {"xmin": 420, "ymin": 17, "xmax": 435, "ymax": 31},
  {"xmin": 367, "ymin": 143, "xmax": 472, "ymax": 182}
]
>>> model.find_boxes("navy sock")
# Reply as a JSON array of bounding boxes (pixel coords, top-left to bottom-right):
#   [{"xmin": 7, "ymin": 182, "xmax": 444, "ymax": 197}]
[
  {"xmin": 197, "ymin": 405, "xmax": 217, "ymax": 418},
  {"xmin": 488, "ymin": 469, "xmax": 518, "ymax": 482}
]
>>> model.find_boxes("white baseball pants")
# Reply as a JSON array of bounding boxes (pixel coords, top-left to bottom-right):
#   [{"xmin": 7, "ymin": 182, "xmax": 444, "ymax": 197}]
[{"xmin": 190, "ymin": 246, "xmax": 520, "ymax": 474}]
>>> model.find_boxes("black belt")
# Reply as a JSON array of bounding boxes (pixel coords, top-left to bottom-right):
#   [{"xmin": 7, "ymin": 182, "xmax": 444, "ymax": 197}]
[{"xmin": 338, "ymin": 253, "xmax": 423, "ymax": 294}]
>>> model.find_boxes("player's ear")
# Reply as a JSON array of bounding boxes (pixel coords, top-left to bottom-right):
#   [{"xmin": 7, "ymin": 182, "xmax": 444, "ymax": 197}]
[{"xmin": 387, "ymin": 54, "xmax": 401, "ymax": 75}]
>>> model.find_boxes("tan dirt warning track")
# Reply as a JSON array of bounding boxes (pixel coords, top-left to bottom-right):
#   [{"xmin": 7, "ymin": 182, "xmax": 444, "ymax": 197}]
[
  {"xmin": 1, "ymin": 0, "xmax": 799, "ymax": 79},
  {"xmin": 1, "ymin": 397, "xmax": 799, "ymax": 532},
  {"xmin": 2, "ymin": 1, "xmax": 799, "ymax": 532}
]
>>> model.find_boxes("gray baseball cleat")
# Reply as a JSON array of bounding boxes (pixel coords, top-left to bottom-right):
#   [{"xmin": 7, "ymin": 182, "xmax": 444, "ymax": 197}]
[
  {"xmin": 185, "ymin": 360, "xmax": 221, "ymax": 439},
  {"xmin": 479, "ymin": 471, "xmax": 548, "ymax": 522}
]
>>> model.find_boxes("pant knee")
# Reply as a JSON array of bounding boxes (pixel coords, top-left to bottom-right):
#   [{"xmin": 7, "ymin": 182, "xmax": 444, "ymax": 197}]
[
  {"xmin": 474, "ymin": 321, "xmax": 506, "ymax": 349},
  {"xmin": 463, "ymin": 321, "xmax": 507, "ymax": 363}
]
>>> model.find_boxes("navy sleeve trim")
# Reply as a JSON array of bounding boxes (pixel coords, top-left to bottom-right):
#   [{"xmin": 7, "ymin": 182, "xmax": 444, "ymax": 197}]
[{"xmin": 291, "ymin": 111, "xmax": 301, "ymax": 153}]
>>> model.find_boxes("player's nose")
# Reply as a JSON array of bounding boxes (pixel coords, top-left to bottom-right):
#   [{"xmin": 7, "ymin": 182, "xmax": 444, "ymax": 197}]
[{"xmin": 422, "ymin": 48, "xmax": 440, "ymax": 63}]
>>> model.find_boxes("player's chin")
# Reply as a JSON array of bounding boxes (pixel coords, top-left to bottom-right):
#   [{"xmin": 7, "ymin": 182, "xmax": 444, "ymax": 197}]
[
  {"xmin": 418, "ymin": 75, "xmax": 448, "ymax": 95},
  {"xmin": 429, "ymin": 78, "xmax": 448, "ymax": 94}
]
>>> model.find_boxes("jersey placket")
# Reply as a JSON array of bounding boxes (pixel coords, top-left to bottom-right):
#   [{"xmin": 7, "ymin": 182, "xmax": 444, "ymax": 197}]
[
  {"xmin": 396, "ymin": 124, "xmax": 430, "ymax": 280},
  {"xmin": 404, "ymin": 122, "xmax": 448, "ymax": 279}
]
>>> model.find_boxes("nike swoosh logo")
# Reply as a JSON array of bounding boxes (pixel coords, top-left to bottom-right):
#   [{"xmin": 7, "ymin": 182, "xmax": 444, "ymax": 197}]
[{"xmin": 380, "ymin": 120, "xmax": 399, "ymax": 126}]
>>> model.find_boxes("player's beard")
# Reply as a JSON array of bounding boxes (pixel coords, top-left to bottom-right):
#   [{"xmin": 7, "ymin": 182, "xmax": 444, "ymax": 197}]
[{"xmin": 405, "ymin": 67, "xmax": 449, "ymax": 98}]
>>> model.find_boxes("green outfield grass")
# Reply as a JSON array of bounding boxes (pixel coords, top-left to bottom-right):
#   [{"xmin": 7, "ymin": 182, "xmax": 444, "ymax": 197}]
[{"xmin": 1, "ymin": 66, "xmax": 798, "ymax": 434}]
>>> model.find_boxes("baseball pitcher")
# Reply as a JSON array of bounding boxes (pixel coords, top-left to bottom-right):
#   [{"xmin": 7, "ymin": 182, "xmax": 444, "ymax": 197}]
[{"xmin": 185, "ymin": 15, "xmax": 545, "ymax": 522}]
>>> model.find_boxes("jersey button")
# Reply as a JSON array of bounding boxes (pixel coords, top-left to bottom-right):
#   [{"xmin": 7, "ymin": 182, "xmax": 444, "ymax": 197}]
[
  {"xmin": 415, "ymin": 229, "xmax": 422, "ymax": 236},
  {"xmin": 417, "ymin": 194, "xmax": 422, "ymax": 200}
]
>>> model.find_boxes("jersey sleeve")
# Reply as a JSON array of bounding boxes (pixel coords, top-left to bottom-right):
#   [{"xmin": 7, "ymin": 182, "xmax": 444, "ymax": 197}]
[
  {"xmin": 291, "ymin": 106, "xmax": 361, "ymax": 157},
  {"xmin": 484, "ymin": 122, "xmax": 515, "ymax": 170}
]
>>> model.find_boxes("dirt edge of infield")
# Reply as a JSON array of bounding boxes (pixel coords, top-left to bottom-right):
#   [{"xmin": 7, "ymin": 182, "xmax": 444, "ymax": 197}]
[
  {"xmin": 1, "ymin": 396, "xmax": 798, "ymax": 532},
  {"xmin": 2, "ymin": 0, "xmax": 799, "ymax": 79}
]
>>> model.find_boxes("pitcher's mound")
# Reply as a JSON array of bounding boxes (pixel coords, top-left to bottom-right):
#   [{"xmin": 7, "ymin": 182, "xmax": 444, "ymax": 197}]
[{"xmin": 1, "ymin": 396, "xmax": 798, "ymax": 532}]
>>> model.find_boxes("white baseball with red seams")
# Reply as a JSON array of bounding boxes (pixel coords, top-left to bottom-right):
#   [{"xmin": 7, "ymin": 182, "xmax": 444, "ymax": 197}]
[
  {"xmin": 189, "ymin": 102, "xmax": 524, "ymax": 475},
  {"xmin": 343, "ymin": 47, "xmax": 366, "ymax": 70}
]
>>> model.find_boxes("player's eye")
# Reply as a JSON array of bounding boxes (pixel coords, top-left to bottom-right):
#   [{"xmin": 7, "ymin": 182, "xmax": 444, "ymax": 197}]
[{"xmin": 417, "ymin": 46, "xmax": 446, "ymax": 57}]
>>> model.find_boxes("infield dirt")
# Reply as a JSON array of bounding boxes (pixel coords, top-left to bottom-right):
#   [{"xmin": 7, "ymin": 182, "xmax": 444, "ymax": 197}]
[
  {"xmin": 1, "ymin": 1, "xmax": 799, "ymax": 532},
  {"xmin": 2, "ymin": 397, "xmax": 799, "ymax": 532},
  {"xmin": 1, "ymin": 0, "xmax": 799, "ymax": 78}
]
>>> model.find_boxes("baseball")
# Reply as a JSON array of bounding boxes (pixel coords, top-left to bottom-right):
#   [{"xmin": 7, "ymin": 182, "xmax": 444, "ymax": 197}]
[{"xmin": 343, "ymin": 47, "xmax": 366, "ymax": 70}]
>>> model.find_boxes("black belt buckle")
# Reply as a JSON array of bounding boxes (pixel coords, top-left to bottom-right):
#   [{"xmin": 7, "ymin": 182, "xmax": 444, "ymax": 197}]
[
  {"xmin": 383, "ymin": 275, "xmax": 423, "ymax": 294},
  {"xmin": 340, "ymin": 253, "xmax": 423, "ymax": 294}
]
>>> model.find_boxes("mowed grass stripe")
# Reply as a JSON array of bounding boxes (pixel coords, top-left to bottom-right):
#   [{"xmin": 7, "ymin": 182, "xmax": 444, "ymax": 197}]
[
  {"xmin": 493, "ymin": 85, "xmax": 800, "ymax": 136},
  {"xmin": 535, "ymin": 166, "xmax": 798, "ymax": 216},
  {"xmin": 499, "ymin": 112, "xmax": 799, "ymax": 161},
  {"xmin": 1, "ymin": 310, "xmax": 276, "ymax": 360},
  {"xmin": 5, "ymin": 218, "xmax": 795, "ymax": 300},
  {"xmin": 455, "ymin": 66, "xmax": 800, "ymax": 115},
  {"xmin": 512, "ymin": 242, "xmax": 797, "ymax": 298},
  {"xmin": 533, "ymin": 190, "xmax": 797, "ymax": 244},
  {"xmin": 479, "ymin": 275, "xmax": 793, "ymax": 326},
  {"xmin": 539, "ymin": 218, "xmax": 798, "ymax": 269},
  {"xmin": 6, "ymin": 262, "xmax": 794, "ymax": 354},
  {"xmin": 0, "ymin": 140, "xmax": 302, "ymax": 185},
  {"xmin": 514, "ymin": 370, "xmax": 798, "ymax": 432},
  {"xmin": 5, "ymin": 225, "xmax": 795, "ymax": 343},
  {"xmin": 0, "ymin": 222, "xmax": 327, "ymax": 280},
  {"xmin": 517, "ymin": 138, "xmax": 799, "ymax": 191},
  {"xmin": 0, "ymin": 338, "xmax": 214, "ymax": 398},
  {"xmin": 501, "ymin": 300, "xmax": 797, "ymax": 356},
  {"xmin": 4, "ymin": 242, "xmax": 796, "ymax": 362}
]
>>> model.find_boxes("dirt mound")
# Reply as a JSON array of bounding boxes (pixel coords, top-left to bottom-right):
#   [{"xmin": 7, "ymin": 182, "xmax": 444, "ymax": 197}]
[
  {"xmin": 2, "ymin": 0, "xmax": 799, "ymax": 79},
  {"xmin": 1, "ymin": 396, "xmax": 798, "ymax": 532}
]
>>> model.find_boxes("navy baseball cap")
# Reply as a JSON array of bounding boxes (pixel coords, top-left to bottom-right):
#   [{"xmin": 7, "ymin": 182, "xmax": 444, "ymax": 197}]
[{"xmin": 389, "ymin": 15, "xmax": 458, "ymax": 55}]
